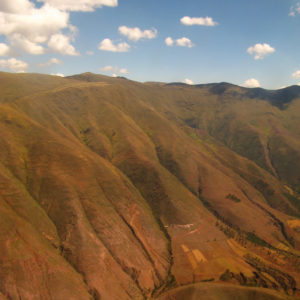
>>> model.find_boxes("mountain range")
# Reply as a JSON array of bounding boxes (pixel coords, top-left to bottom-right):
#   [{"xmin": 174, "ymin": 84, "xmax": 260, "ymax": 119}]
[{"xmin": 0, "ymin": 71, "xmax": 300, "ymax": 299}]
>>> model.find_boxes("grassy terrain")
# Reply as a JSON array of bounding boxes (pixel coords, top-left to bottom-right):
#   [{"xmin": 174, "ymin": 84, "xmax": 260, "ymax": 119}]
[
  {"xmin": 0, "ymin": 72, "xmax": 300, "ymax": 299},
  {"xmin": 156, "ymin": 283, "xmax": 294, "ymax": 300}
]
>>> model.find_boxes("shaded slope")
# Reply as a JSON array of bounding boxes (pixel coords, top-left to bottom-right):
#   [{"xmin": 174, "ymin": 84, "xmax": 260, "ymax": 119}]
[
  {"xmin": 244, "ymin": 85, "xmax": 300, "ymax": 109},
  {"xmin": 144, "ymin": 83, "xmax": 300, "ymax": 196}
]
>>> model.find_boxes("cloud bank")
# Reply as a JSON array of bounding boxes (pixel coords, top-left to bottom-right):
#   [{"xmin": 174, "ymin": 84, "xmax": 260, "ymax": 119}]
[{"xmin": 0, "ymin": 0, "xmax": 119, "ymax": 58}]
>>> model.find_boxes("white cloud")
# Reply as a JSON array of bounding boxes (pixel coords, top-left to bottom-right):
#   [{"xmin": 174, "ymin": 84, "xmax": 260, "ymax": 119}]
[
  {"xmin": 0, "ymin": 0, "xmax": 118, "ymax": 57},
  {"xmin": 289, "ymin": 3, "xmax": 300, "ymax": 16},
  {"xmin": 0, "ymin": 4, "xmax": 69, "ymax": 40},
  {"xmin": 247, "ymin": 43, "xmax": 275, "ymax": 60},
  {"xmin": 98, "ymin": 38, "xmax": 130, "ymax": 52},
  {"xmin": 0, "ymin": 0, "xmax": 34, "ymax": 13},
  {"xmin": 100, "ymin": 65, "xmax": 129, "ymax": 75},
  {"xmin": 165, "ymin": 37, "xmax": 174, "ymax": 46},
  {"xmin": 101, "ymin": 65, "xmax": 115, "ymax": 72},
  {"xmin": 49, "ymin": 57, "xmax": 61, "ymax": 64},
  {"xmin": 184, "ymin": 78, "xmax": 194, "ymax": 85},
  {"xmin": 176, "ymin": 37, "xmax": 193, "ymax": 48},
  {"xmin": 0, "ymin": 43, "xmax": 10, "ymax": 56},
  {"xmin": 292, "ymin": 70, "xmax": 300, "ymax": 79},
  {"xmin": 10, "ymin": 34, "xmax": 45, "ymax": 54},
  {"xmin": 112, "ymin": 73, "xmax": 117, "ymax": 77},
  {"xmin": 180, "ymin": 16, "xmax": 218, "ymax": 26},
  {"xmin": 118, "ymin": 26, "xmax": 157, "ymax": 42},
  {"xmin": 86, "ymin": 50, "xmax": 94, "ymax": 55},
  {"xmin": 242, "ymin": 78, "xmax": 261, "ymax": 88},
  {"xmin": 39, "ymin": 57, "xmax": 62, "ymax": 67},
  {"xmin": 119, "ymin": 68, "xmax": 128, "ymax": 74},
  {"xmin": 0, "ymin": 0, "xmax": 116, "ymax": 56},
  {"xmin": 51, "ymin": 72, "xmax": 64, "ymax": 77},
  {"xmin": 37, "ymin": 0, "xmax": 118, "ymax": 12},
  {"xmin": 165, "ymin": 37, "xmax": 194, "ymax": 48},
  {"xmin": 0, "ymin": 57, "xmax": 28, "ymax": 72},
  {"xmin": 48, "ymin": 34, "xmax": 79, "ymax": 55}
]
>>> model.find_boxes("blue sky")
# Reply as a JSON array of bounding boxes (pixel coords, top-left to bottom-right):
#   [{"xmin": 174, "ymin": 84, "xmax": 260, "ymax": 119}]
[{"xmin": 0, "ymin": 0, "xmax": 300, "ymax": 89}]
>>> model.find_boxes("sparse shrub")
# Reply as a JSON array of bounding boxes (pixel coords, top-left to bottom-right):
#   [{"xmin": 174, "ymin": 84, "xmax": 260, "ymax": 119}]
[
  {"xmin": 246, "ymin": 232, "xmax": 270, "ymax": 248},
  {"xmin": 226, "ymin": 193, "xmax": 241, "ymax": 203},
  {"xmin": 220, "ymin": 269, "xmax": 232, "ymax": 281}
]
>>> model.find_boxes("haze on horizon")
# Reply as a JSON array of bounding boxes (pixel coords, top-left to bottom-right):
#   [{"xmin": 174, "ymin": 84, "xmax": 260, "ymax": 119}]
[{"xmin": 0, "ymin": 0, "xmax": 299, "ymax": 89}]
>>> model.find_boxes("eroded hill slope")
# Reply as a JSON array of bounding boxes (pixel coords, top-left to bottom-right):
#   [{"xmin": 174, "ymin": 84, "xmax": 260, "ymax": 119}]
[{"xmin": 0, "ymin": 72, "xmax": 300, "ymax": 299}]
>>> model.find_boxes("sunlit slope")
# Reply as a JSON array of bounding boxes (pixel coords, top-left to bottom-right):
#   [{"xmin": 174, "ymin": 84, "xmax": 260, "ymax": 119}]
[
  {"xmin": 1, "ymin": 72, "xmax": 300, "ymax": 299},
  {"xmin": 0, "ymin": 72, "xmax": 76, "ymax": 103},
  {"xmin": 157, "ymin": 283, "xmax": 293, "ymax": 300}
]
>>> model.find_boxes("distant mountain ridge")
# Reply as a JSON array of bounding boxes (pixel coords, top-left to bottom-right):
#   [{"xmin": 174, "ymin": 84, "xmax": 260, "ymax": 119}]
[{"xmin": 168, "ymin": 80, "xmax": 300, "ymax": 109}]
